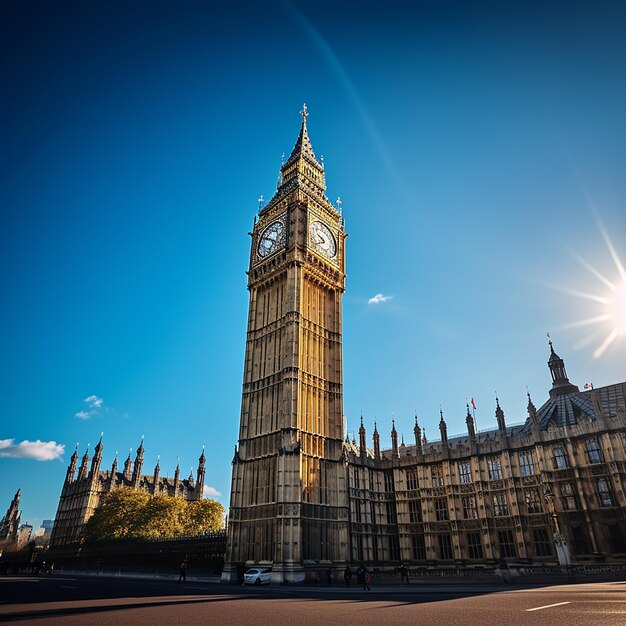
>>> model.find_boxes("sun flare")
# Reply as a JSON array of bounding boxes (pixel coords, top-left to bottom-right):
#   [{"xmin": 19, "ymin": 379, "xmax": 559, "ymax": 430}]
[{"xmin": 559, "ymin": 224, "xmax": 626, "ymax": 359}]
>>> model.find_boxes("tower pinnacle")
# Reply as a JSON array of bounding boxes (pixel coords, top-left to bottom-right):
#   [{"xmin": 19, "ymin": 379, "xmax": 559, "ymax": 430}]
[{"xmin": 546, "ymin": 336, "xmax": 579, "ymax": 398}]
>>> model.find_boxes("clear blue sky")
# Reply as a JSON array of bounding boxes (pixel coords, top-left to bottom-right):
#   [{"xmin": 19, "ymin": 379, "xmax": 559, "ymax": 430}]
[{"xmin": 1, "ymin": 1, "xmax": 625, "ymax": 529}]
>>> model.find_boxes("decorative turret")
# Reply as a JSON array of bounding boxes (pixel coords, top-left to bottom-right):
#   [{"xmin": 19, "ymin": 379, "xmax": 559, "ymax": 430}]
[
  {"xmin": 547, "ymin": 337, "xmax": 579, "ymax": 398},
  {"xmin": 372, "ymin": 422, "xmax": 381, "ymax": 460},
  {"xmin": 123, "ymin": 449, "xmax": 133, "ymax": 480},
  {"xmin": 439, "ymin": 410, "xmax": 448, "ymax": 445},
  {"xmin": 111, "ymin": 451, "xmax": 118, "ymax": 477},
  {"xmin": 358, "ymin": 416, "xmax": 366, "ymax": 455},
  {"xmin": 391, "ymin": 420, "xmax": 399, "ymax": 458},
  {"xmin": 153, "ymin": 455, "xmax": 160, "ymax": 493},
  {"xmin": 413, "ymin": 416, "xmax": 422, "ymax": 454},
  {"xmin": 196, "ymin": 446, "xmax": 206, "ymax": 497},
  {"xmin": 466, "ymin": 404, "xmax": 476, "ymax": 439},
  {"xmin": 495, "ymin": 396, "xmax": 506, "ymax": 432},
  {"xmin": 188, "ymin": 468, "xmax": 195, "ymax": 489},
  {"xmin": 132, "ymin": 436, "xmax": 144, "ymax": 486},
  {"xmin": 78, "ymin": 445, "xmax": 90, "ymax": 480},
  {"xmin": 90, "ymin": 433, "xmax": 103, "ymax": 477},
  {"xmin": 422, "ymin": 429, "xmax": 428, "ymax": 446},
  {"xmin": 66, "ymin": 444, "xmax": 79, "ymax": 483}
]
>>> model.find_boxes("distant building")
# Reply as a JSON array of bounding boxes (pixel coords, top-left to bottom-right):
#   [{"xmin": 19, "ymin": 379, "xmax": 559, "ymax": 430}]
[
  {"xmin": 16, "ymin": 523, "xmax": 32, "ymax": 546},
  {"xmin": 50, "ymin": 438, "xmax": 206, "ymax": 547},
  {"xmin": 0, "ymin": 489, "xmax": 21, "ymax": 544},
  {"xmin": 33, "ymin": 520, "xmax": 54, "ymax": 540}
]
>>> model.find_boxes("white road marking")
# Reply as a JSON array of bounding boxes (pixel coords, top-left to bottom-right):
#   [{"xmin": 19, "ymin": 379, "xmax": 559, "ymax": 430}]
[{"xmin": 526, "ymin": 601, "xmax": 571, "ymax": 612}]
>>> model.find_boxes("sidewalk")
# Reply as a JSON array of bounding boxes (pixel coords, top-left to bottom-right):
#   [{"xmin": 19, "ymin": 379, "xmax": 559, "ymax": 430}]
[
  {"xmin": 54, "ymin": 570, "xmax": 222, "ymax": 584},
  {"xmin": 48, "ymin": 570, "xmax": 521, "ymax": 593}
]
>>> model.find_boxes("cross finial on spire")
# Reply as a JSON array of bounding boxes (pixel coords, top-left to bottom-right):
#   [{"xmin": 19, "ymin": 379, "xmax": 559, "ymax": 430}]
[
  {"xmin": 301, "ymin": 103, "xmax": 308, "ymax": 119},
  {"xmin": 336, "ymin": 197, "xmax": 342, "ymax": 214},
  {"xmin": 547, "ymin": 331, "xmax": 554, "ymax": 352},
  {"xmin": 258, "ymin": 195, "xmax": 264, "ymax": 211}
]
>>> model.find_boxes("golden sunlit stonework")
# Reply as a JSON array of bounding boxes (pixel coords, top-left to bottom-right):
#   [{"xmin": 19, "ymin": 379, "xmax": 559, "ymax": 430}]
[
  {"xmin": 222, "ymin": 106, "xmax": 349, "ymax": 584},
  {"xmin": 223, "ymin": 108, "xmax": 626, "ymax": 583}
]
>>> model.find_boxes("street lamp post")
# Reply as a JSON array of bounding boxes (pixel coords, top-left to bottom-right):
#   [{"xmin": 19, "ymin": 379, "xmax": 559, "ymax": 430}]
[{"xmin": 544, "ymin": 484, "xmax": 572, "ymax": 573}]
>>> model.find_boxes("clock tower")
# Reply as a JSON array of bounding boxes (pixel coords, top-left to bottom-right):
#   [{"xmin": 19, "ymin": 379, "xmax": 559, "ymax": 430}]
[{"xmin": 222, "ymin": 106, "xmax": 349, "ymax": 583}]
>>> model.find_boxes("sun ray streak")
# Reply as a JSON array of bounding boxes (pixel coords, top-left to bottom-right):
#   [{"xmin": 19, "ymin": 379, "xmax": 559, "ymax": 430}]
[
  {"xmin": 593, "ymin": 328, "xmax": 620, "ymax": 359},
  {"xmin": 553, "ymin": 285, "xmax": 610, "ymax": 304},
  {"xmin": 558, "ymin": 314, "xmax": 612, "ymax": 330},
  {"xmin": 566, "ymin": 247, "xmax": 616, "ymax": 291},
  {"xmin": 598, "ymin": 221, "xmax": 626, "ymax": 282}
]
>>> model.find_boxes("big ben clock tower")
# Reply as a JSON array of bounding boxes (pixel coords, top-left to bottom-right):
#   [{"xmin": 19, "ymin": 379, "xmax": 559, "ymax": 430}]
[{"xmin": 222, "ymin": 106, "xmax": 349, "ymax": 583}]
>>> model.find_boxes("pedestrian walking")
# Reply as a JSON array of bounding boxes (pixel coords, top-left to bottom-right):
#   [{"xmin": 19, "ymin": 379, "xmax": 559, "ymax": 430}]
[
  {"xmin": 399, "ymin": 563, "xmax": 409, "ymax": 584},
  {"xmin": 178, "ymin": 558, "xmax": 188, "ymax": 583},
  {"xmin": 362, "ymin": 566, "xmax": 371, "ymax": 591},
  {"xmin": 343, "ymin": 565, "xmax": 352, "ymax": 587},
  {"xmin": 356, "ymin": 565, "xmax": 364, "ymax": 587}
]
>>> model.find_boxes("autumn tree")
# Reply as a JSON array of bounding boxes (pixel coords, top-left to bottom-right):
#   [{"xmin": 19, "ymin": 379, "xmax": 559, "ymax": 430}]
[{"xmin": 83, "ymin": 490, "xmax": 224, "ymax": 542}]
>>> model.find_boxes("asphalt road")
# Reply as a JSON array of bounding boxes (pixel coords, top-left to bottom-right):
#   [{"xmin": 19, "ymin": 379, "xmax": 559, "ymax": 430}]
[{"xmin": 0, "ymin": 575, "xmax": 625, "ymax": 625}]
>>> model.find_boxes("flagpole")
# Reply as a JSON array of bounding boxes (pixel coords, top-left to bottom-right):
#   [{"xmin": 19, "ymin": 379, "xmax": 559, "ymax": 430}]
[{"xmin": 472, "ymin": 398, "xmax": 478, "ymax": 432}]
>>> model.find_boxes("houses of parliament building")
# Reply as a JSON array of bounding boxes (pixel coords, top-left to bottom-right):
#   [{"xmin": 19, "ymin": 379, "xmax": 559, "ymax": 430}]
[{"xmin": 222, "ymin": 106, "xmax": 626, "ymax": 583}]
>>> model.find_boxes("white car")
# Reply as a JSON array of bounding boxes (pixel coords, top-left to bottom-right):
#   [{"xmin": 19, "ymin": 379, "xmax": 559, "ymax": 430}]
[{"xmin": 244, "ymin": 568, "xmax": 271, "ymax": 585}]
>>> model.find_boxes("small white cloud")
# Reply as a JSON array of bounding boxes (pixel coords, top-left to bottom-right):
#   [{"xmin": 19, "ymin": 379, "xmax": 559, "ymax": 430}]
[
  {"xmin": 368, "ymin": 293, "xmax": 393, "ymax": 305},
  {"xmin": 0, "ymin": 439, "xmax": 65, "ymax": 461},
  {"xmin": 203, "ymin": 485, "xmax": 222, "ymax": 498},
  {"xmin": 85, "ymin": 395, "xmax": 103, "ymax": 408},
  {"xmin": 75, "ymin": 395, "xmax": 112, "ymax": 420}
]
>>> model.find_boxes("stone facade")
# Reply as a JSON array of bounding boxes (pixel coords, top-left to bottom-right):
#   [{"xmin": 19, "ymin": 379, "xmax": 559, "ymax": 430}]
[
  {"xmin": 347, "ymin": 354, "xmax": 626, "ymax": 567},
  {"xmin": 223, "ymin": 106, "xmax": 349, "ymax": 583},
  {"xmin": 224, "ymin": 108, "xmax": 626, "ymax": 577},
  {"xmin": 50, "ymin": 437, "xmax": 205, "ymax": 547}
]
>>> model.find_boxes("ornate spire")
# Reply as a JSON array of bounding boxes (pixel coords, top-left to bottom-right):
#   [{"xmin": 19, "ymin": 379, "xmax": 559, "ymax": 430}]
[
  {"xmin": 391, "ymin": 419, "xmax": 399, "ymax": 457},
  {"xmin": 274, "ymin": 105, "xmax": 327, "ymax": 201},
  {"xmin": 123, "ymin": 449, "xmax": 133, "ymax": 479},
  {"xmin": 495, "ymin": 395, "xmax": 506, "ymax": 431},
  {"xmin": 78, "ymin": 445, "xmax": 90, "ymax": 480},
  {"xmin": 413, "ymin": 415, "xmax": 422, "ymax": 455},
  {"xmin": 199, "ymin": 445, "xmax": 206, "ymax": 466},
  {"xmin": 358, "ymin": 416, "xmax": 366, "ymax": 455},
  {"xmin": 136, "ymin": 435, "xmax": 144, "ymax": 457},
  {"xmin": 466, "ymin": 404, "xmax": 476, "ymax": 439},
  {"xmin": 66, "ymin": 443, "xmax": 79, "ymax": 483},
  {"xmin": 91, "ymin": 434, "xmax": 104, "ymax": 475},
  {"xmin": 527, "ymin": 389, "xmax": 538, "ymax": 424},
  {"xmin": 94, "ymin": 432, "xmax": 103, "ymax": 456},
  {"xmin": 546, "ymin": 334, "xmax": 579, "ymax": 397},
  {"xmin": 439, "ymin": 409, "xmax": 448, "ymax": 445},
  {"xmin": 372, "ymin": 421, "xmax": 381, "ymax": 460},
  {"xmin": 284, "ymin": 103, "xmax": 321, "ymax": 167}
]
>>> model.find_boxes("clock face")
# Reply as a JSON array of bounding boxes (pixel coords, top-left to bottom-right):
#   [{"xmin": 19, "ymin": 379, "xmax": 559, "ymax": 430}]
[
  {"xmin": 257, "ymin": 220, "xmax": 284, "ymax": 259},
  {"xmin": 309, "ymin": 220, "xmax": 337, "ymax": 259}
]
